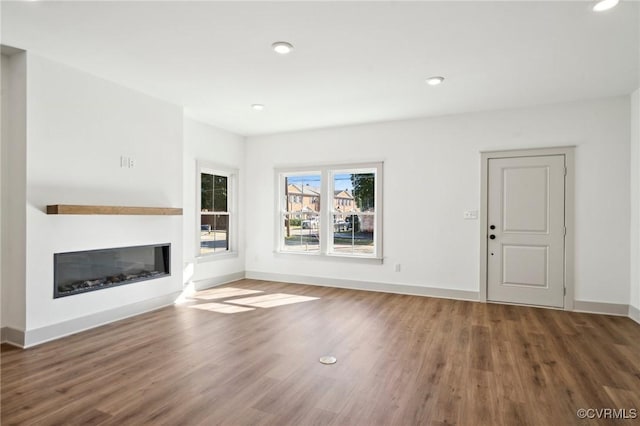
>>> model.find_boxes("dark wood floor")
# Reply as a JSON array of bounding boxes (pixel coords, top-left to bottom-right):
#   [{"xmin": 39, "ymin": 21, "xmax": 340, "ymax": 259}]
[{"xmin": 2, "ymin": 279, "xmax": 639, "ymax": 425}]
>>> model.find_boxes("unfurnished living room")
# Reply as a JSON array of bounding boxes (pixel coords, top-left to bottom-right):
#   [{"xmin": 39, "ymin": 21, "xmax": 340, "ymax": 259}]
[{"xmin": 1, "ymin": 0, "xmax": 639, "ymax": 424}]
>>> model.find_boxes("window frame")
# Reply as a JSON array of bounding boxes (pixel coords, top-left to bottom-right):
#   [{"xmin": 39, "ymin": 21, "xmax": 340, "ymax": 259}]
[
  {"xmin": 275, "ymin": 162, "xmax": 383, "ymax": 262},
  {"xmin": 196, "ymin": 161, "xmax": 238, "ymax": 260}
]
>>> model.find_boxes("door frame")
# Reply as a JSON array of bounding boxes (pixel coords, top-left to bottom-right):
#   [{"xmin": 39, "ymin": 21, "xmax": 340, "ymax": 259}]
[{"xmin": 479, "ymin": 146, "xmax": 575, "ymax": 310}]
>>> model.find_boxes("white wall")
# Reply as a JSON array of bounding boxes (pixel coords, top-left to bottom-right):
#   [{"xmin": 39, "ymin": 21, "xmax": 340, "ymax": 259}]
[
  {"xmin": 631, "ymin": 88, "xmax": 640, "ymax": 312},
  {"xmin": 183, "ymin": 118, "xmax": 245, "ymax": 285},
  {"xmin": 24, "ymin": 53, "xmax": 183, "ymax": 335},
  {"xmin": 1, "ymin": 52, "xmax": 27, "ymax": 331},
  {"xmin": 1, "ymin": 55, "xmax": 3, "ymax": 330},
  {"xmin": 1, "ymin": 54, "xmax": 5, "ymax": 330},
  {"xmin": 245, "ymin": 97, "xmax": 631, "ymax": 305}
]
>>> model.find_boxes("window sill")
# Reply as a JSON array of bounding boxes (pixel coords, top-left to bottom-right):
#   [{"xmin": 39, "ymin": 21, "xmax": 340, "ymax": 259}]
[
  {"xmin": 196, "ymin": 251, "xmax": 239, "ymax": 263},
  {"xmin": 274, "ymin": 251, "xmax": 383, "ymax": 265}
]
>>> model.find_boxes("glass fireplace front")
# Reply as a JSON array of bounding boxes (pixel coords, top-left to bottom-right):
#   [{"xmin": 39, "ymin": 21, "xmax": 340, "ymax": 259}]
[{"xmin": 54, "ymin": 243, "xmax": 171, "ymax": 298}]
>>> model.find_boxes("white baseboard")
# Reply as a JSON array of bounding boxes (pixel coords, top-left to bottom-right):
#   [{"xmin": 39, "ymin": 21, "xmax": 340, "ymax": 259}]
[
  {"xmin": 573, "ymin": 300, "xmax": 630, "ymax": 316},
  {"xmin": 245, "ymin": 271, "xmax": 479, "ymax": 301},
  {"xmin": 1, "ymin": 327, "xmax": 25, "ymax": 348},
  {"xmin": 629, "ymin": 304, "xmax": 640, "ymax": 325},
  {"xmin": 22, "ymin": 292, "xmax": 180, "ymax": 348},
  {"xmin": 192, "ymin": 271, "xmax": 245, "ymax": 291}
]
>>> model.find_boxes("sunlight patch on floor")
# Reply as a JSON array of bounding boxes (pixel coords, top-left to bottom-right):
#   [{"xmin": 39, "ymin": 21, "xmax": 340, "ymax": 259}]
[
  {"xmin": 180, "ymin": 287, "xmax": 320, "ymax": 314},
  {"xmin": 187, "ymin": 302, "xmax": 255, "ymax": 314},
  {"xmin": 225, "ymin": 293, "xmax": 320, "ymax": 308},
  {"xmin": 193, "ymin": 287, "xmax": 263, "ymax": 300}
]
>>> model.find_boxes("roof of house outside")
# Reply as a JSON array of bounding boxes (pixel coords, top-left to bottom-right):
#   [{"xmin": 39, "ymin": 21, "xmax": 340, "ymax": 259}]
[
  {"xmin": 287, "ymin": 184, "xmax": 320, "ymax": 196},
  {"xmin": 287, "ymin": 185, "xmax": 354, "ymax": 200},
  {"xmin": 334, "ymin": 190, "xmax": 354, "ymax": 199}
]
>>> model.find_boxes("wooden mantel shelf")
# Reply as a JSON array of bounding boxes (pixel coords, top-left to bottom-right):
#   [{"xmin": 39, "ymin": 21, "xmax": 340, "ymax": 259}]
[{"xmin": 46, "ymin": 205, "xmax": 183, "ymax": 216}]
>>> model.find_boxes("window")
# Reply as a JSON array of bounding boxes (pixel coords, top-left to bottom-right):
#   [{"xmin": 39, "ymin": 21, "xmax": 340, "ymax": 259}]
[
  {"xmin": 280, "ymin": 172, "xmax": 322, "ymax": 253},
  {"xmin": 198, "ymin": 163, "xmax": 236, "ymax": 257},
  {"xmin": 331, "ymin": 169, "xmax": 377, "ymax": 256},
  {"xmin": 277, "ymin": 163, "xmax": 382, "ymax": 260}
]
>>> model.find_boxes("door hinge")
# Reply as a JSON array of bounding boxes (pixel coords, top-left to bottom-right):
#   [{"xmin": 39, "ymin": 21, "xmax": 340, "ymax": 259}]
[
  {"xmin": 564, "ymin": 287, "xmax": 567, "ymax": 296},
  {"xmin": 564, "ymin": 166, "xmax": 567, "ymax": 176},
  {"xmin": 564, "ymin": 226, "xmax": 567, "ymax": 236}
]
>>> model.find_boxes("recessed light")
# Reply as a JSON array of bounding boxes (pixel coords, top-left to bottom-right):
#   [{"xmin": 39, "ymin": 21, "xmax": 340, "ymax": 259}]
[
  {"xmin": 426, "ymin": 76, "xmax": 445, "ymax": 86},
  {"xmin": 251, "ymin": 104, "xmax": 265, "ymax": 111},
  {"xmin": 272, "ymin": 41, "xmax": 294, "ymax": 55},
  {"xmin": 593, "ymin": 0, "xmax": 619, "ymax": 12}
]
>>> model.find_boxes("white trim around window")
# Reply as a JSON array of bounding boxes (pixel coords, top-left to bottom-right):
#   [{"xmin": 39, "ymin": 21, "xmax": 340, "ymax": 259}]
[
  {"xmin": 275, "ymin": 162, "xmax": 383, "ymax": 262},
  {"xmin": 197, "ymin": 161, "xmax": 238, "ymax": 260}
]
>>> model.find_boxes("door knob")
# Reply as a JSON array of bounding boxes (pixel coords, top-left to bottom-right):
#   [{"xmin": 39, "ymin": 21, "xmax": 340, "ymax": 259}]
[
  {"xmin": 490, "ymin": 225, "xmax": 495, "ymax": 230},
  {"xmin": 489, "ymin": 235, "xmax": 496, "ymax": 239}
]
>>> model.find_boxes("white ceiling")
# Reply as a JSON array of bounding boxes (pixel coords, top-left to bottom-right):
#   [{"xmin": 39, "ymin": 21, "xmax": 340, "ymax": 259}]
[{"xmin": 2, "ymin": 1, "xmax": 638, "ymax": 136}]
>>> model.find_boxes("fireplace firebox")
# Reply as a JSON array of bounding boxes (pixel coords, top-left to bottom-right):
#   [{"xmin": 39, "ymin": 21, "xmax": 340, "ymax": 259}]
[{"xmin": 54, "ymin": 244, "xmax": 170, "ymax": 298}]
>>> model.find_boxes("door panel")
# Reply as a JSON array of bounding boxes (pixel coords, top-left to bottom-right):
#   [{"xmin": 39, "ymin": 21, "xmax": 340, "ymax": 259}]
[
  {"xmin": 487, "ymin": 155, "xmax": 565, "ymax": 308},
  {"xmin": 502, "ymin": 245, "xmax": 548, "ymax": 287},
  {"xmin": 503, "ymin": 167, "xmax": 548, "ymax": 233}
]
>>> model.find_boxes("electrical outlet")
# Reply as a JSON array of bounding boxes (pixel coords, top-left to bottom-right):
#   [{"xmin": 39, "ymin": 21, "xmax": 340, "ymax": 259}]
[
  {"xmin": 463, "ymin": 210, "xmax": 478, "ymax": 220},
  {"xmin": 394, "ymin": 263, "xmax": 401, "ymax": 272},
  {"xmin": 120, "ymin": 156, "xmax": 136, "ymax": 168}
]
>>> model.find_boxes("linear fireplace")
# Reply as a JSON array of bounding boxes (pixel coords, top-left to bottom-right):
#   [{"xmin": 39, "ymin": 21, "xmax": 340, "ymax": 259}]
[{"xmin": 54, "ymin": 243, "xmax": 171, "ymax": 298}]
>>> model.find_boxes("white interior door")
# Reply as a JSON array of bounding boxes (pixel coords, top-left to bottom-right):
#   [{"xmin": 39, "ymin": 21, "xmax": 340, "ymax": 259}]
[{"xmin": 487, "ymin": 155, "xmax": 565, "ymax": 308}]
